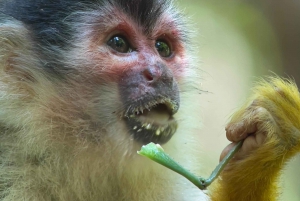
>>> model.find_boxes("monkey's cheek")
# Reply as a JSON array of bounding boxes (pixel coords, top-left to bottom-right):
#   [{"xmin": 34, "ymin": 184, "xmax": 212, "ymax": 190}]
[{"xmin": 125, "ymin": 117, "xmax": 178, "ymax": 144}]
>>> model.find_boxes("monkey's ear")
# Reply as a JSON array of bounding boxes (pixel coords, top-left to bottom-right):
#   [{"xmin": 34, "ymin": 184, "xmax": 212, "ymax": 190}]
[{"xmin": 0, "ymin": 13, "xmax": 37, "ymax": 81}]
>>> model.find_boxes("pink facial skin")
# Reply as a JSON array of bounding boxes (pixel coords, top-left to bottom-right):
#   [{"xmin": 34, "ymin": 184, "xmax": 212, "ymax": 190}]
[{"xmin": 82, "ymin": 7, "xmax": 188, "ymax": 84}]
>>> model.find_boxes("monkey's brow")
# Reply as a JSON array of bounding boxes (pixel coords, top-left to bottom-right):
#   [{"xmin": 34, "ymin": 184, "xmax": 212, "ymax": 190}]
[{"xmin": 109, "ymin": 0, "xmax": 175, "ymax": 34}]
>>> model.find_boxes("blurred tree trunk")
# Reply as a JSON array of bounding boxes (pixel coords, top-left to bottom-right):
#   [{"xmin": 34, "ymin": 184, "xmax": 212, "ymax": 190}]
[{"xmin": 251, "ymin": 0, "xmax": 300, "ymax": 85}]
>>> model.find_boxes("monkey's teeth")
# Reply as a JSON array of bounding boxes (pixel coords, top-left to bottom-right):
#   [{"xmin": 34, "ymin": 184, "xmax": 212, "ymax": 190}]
[
  {"xmin": 134, "ymin": 107, "xmax": 145, "ymax": 115},
  {"xmin": 145, "ymin": 124, "xmax": 152, "ymax": 129},
  {"xmin": 141, "ymin": 123, "xmax": 152, "ymax": 129},
  {"xmin": 137, "ymin": 129, "xmax": 142, "ymax": 132},
  {"xmin": 133, "ymin": 126, "xmax": 137, "ymax": 130},
  {"xmin": 156, "ymin": 129, "xmax": 161, "ymax": 136}
]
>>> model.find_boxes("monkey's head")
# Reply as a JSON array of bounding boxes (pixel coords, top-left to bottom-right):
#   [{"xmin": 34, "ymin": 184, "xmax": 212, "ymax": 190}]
[{"xmin": 1, "ymin": 0, "xmax": 190, "ymax": 148}]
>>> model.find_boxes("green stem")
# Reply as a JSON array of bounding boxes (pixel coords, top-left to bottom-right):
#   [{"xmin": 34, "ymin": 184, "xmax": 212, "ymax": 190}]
[
  {"xmin": 199, "ymin": 141, "xmax": 243, "ymax": 187},
  {"xmin": 138, "ymin": 143, "xmax": 206, "ymax": 189},
  {"xmin": 138, "ymin": 141, "xmax": 243, "ymax": 190}
]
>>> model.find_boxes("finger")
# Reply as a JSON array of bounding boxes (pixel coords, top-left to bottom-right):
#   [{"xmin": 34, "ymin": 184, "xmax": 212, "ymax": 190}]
[
  {"xmin": 221, "ymin": 131, "xmax": 267, "ymax": 163},
  {"xmin": 226, "ymin": 120, "xmax": 257, "ymax": 142},
  {"xmin": 237, "ymin": 135, "xmax": 259, "ymax": 159},
  {"xmin": 219, "ymin": 142, "xmax": 237, "ymax": 162}
]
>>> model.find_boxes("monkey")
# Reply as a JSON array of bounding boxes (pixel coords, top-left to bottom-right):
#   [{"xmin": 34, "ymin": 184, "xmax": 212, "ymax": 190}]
[{"xmin": 0, "ymin": 0, "xmax": 299, "ymax": 201}]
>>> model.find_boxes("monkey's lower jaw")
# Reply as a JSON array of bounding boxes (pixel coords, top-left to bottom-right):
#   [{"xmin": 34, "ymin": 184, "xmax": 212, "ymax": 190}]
[{"xmin": 124, "ymin": 103, "xmax": 178, "ymax": 144}]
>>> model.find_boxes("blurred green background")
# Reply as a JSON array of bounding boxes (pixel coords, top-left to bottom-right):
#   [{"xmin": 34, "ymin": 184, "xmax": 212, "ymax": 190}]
[{"xmin": 177, "ymin": 0, "xmax": 300, "ymax": 200}]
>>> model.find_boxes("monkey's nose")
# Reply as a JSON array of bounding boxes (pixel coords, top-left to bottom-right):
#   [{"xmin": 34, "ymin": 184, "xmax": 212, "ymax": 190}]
[
  {"xmin": 143, "ymin": 68, "xmax": 157, "ymax": 82},
  {"xmin": 142, "ymin": 64, "xmax": 173, "ymax": 84}
]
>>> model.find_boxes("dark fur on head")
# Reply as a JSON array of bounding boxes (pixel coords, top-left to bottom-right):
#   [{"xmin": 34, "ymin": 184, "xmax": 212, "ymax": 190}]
[{"xmin": 2, "ymin": 0, "xmax": 171, "ymax": 45}]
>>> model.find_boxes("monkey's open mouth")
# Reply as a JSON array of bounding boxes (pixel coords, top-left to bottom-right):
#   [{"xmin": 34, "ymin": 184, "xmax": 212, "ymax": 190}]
[{"xmin": 124, "ymin": 99, "xmax": 179, "ymax": 144}]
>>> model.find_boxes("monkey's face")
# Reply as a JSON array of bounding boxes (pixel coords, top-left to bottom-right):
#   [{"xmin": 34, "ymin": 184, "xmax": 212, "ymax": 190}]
[
  {"xmin": 65, "ymin": 4, "xmax": 188, "ymax": 145},
  {"xmin": 118, "ymin": 54, "xmax": 180, "ymax": 145},
  {"xmin": 107, "ymin": 32, "xmax": 185, "ymax": 144}
]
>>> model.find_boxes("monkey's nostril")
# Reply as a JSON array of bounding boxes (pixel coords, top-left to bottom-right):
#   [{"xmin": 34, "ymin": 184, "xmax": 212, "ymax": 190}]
[{"xmin": 143, "ymin": 69, "xmax": 155, "ymax": 82}]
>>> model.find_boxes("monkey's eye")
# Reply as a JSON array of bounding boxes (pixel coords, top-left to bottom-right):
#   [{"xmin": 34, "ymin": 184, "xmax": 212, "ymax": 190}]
[
  {"xmin": 107, "ymin": 35, "xmax": 132, "ymax": 53},
  {"xmin": 155, "ymin": 40, "xmax": 172, "ymax": 57}
]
